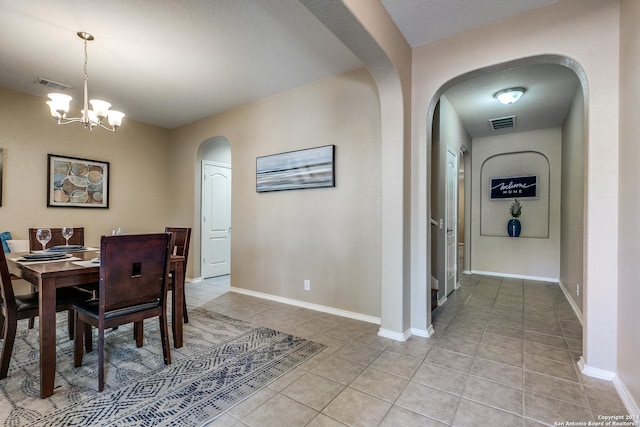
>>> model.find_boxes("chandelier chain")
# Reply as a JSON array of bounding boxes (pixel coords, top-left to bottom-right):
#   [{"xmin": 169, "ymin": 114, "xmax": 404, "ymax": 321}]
[{"xmin": 83, "ymin": 38, "xmax": 88, "ymax": 81}]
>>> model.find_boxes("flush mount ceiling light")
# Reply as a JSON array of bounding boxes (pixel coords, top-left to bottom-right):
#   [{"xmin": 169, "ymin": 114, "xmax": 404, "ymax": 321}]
[
  {"xmin": 493, "ymin": 87, "xmax": 526, "ymax": 105},
  {"xmin": 46, "ymin": 32, "xmax": 124, "ymax": 132}
]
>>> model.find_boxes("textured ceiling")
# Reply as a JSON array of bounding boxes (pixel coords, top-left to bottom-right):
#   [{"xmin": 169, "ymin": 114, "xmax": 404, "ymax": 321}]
[
  {"xmin": 0, "ymin": 0, "xmax": 363, "ymax": 129},
  {"xmin": 380, "ymin": 0, "xmax": 577, "ymax": 138},
  {"xmin": 380, "ymin": 0, "xmax": 559, "ymax": 48},
  {"xmin": 0, "ymin": 0, "xmax": 576, "ymax": 134},
  {"xmin": 444, "ymin": 63, "xmax": 579, "ymax": 138}
]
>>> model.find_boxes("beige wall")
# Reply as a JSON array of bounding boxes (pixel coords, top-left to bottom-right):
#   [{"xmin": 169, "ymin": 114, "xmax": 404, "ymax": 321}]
[
  {"xmin": 617, "ymin": 0, "xmax": 640, "ymax": 413},
  {"xmin": 169, "ymin": 68, "xmax": 383, "ymax": 318},
  {"xmin": 471, "ymin": 128, "xmax": 561, "ymax": 279},
  {"xmin": 315, "ymin": 0, "xmax": 415, "ymax": 335},
  {"xmin": 0, "ymin": 86, "xmax": 171, "ymax": 246},
  {"xmin": 561, "ymin": 88, "xmax": 585, "ymax": 312},
  {"xmin": 412, "ymin": 0, "xmax": 620, "ymax": 374}
]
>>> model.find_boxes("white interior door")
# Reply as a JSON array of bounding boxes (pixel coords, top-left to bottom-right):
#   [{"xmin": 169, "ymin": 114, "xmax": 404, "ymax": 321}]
[
  {"xmin": 201, "ymin": 161, "xmax": 231, "ymax": 278},
  {"xmin": 445, "ymin": 148, "xmax": 458, "ymax": 296}
]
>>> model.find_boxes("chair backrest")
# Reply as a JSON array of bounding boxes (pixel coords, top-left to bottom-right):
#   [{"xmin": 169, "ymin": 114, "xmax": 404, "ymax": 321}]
[
  {"xmin": 0, "ymin": 248, "xmax": 17, "ymax": 313},
  {"xmin": 99, "ymin": 233, "xmax": 171, "ymax": 313},
  {"xmin": 164, "ymin": 227, "xmax": 191, "ymax": 261},
  {"xmin": 28, "ymin": 227, "xmax": 85, "ymax": 251}
]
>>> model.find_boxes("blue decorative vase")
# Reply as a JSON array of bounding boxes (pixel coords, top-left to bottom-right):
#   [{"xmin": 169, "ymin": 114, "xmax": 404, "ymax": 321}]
[{"xmin": 508, "ymin": 218, "xmax": 521, "ymax": 237}]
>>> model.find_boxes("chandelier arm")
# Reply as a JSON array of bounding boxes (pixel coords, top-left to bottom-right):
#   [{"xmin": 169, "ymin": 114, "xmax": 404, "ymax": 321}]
[
  {"xmin": 56, "ymin": 116, "xmax": 119, "ymax": 132},
  {"xmin": 58, "ymin": 116, "xmax": 117, "ymax": 132},
  {"xmin": 95, "ymin": 121, "xmax": 118, "ymax": 133},
  {"xmin": 55, "ymin": 116, "xmax": 96, "ymax": 133},
  {"xmin": 55, "ymin": 117, "xmax": 87, "ymax": 125}
]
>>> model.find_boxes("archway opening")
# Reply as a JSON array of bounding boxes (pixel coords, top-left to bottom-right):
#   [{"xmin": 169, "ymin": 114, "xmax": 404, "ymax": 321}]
[{"xmin": 425, "ymin": 55, "xmax": 587, "ymax": 355}]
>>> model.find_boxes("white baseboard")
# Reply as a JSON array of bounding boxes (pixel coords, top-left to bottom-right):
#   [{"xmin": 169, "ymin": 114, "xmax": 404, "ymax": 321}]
[
  {"xmin": 229, "ymin": 286, "xmax": 381, "ymax": 325},
  {"xmin": 378, "ymin": 327, "xmax": 411, "ymax": 341},
  {"xmin": 558, "ymin": 280, "xmax": 583, "ymax": 326},
  {"xmin": 578, "ymin": 357, "xmax": 616, "ymax": 381},
  {"xmin": 438, "ymin": 295, "xmax": 447, "ymax": 306},
  {"xmin": 471, "ymin": 270, "xmax": 559, "ymax": 283},
  {"xmin": 578, "ymin": 357, "xmax": 640, "ymax": 416},
  {"xmin": 614, "ymin": 375, "xmax": 640, "ymax": 416},
  {"xmin": 186, "ymin": 276, "xmax": 201, "ymax": 283},
  {"xmin": 410, "ymin": 325, "xmax": 435, "ymax": 338},
  {"xmin": 379, "ymin": 325, "xmax": 434, "ymax": 340}
]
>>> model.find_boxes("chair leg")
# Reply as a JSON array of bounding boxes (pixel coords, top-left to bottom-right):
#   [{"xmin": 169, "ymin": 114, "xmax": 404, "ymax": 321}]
[
  {"xmin": 67, "ymin": 310, "xmax": 75, "ymax": 340},
  {"xmin": 134, "ymin": 321, "xmax": 144, "ymax": 348},
  {"xmin": 182, "ymin": 289, "xmax": 189, "ymax": 324},
  {"xmin": 0, "ymin": 316, "xmax": 17, "ymax": 379},
  {"xmin": 85, "ymin": 323, "xmax": 93, "ymax": 353},
  {"xmin": 28, "ymin": 284, "xmax": 37, "ymax": 329},
  {"xmin": 98, "ymin": 327, "xmax": 105, "ymax": 392},
  {"xmin": 74, "ymin": 313, "xmax": 84, "ymax": 367},
  {"xmin": 159, "ymin": 313, "xmax": 171, "ymax": 365}
]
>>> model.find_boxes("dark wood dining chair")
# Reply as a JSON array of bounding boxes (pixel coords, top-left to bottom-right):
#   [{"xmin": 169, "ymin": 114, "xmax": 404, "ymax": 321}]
[
  {"xmin": 28, "ymin": 227, "xmax": 85, "ymax": 251},
  {"xmin": 27, "ymin": 227, "xmax": 94, "ymax": 330},
  {"xmin": 165, "ymin": 227, "xmax": 191, "ymax": 324},
  {"xmin": 0, "ymin": 247, "xmax": 93, "ymax": 379},
  {"xmin": 73, "ymin": 233, "xmax": 172, "ymax": 392}
]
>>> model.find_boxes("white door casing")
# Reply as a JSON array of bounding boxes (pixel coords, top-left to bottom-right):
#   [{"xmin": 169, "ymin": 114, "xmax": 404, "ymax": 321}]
[
  {"xmin": 201, "ymin": 161, "xmax": 231, "ymax": 278},
  {"xmin": 445, "ymin": 148, "xmax": 458, "ymax": 296}
]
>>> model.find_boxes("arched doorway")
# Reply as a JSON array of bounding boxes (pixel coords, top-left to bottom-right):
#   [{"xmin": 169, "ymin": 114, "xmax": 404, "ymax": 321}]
[{"xmin": 425, "ymin": 55, "xmax": 587, "ymax": 348}]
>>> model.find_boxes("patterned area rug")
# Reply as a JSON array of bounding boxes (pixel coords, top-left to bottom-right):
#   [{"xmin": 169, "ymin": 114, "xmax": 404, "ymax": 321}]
[{"xmin": 0, "ymin": 308, "xmax": 325, "ymax": 426}]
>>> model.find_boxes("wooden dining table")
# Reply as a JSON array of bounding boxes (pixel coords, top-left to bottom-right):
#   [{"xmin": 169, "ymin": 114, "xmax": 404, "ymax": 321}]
[{"xmin": 8, "ymin": 249, "xmax": 185, "ymax": 399}]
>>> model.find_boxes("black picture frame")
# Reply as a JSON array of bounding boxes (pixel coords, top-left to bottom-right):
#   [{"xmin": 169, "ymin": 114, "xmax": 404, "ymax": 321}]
[{"xmin": 47, "ymin": 154, "xmax": 110, "ymax": 208}]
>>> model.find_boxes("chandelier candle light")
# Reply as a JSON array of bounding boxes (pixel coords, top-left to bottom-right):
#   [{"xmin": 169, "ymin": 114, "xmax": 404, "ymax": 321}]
[{"xmin": 46, "ymin": 32, "xmax": 124, "ymax": 132}]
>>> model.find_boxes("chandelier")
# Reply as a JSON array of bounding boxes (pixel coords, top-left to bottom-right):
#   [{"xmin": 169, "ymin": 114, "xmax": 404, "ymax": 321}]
[{"xmin": 46, "ymin": 32, "xmax": 124, "ymax": 132}]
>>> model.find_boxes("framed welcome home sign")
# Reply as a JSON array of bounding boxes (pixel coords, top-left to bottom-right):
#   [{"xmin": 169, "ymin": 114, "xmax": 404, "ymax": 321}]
[{"xmin": 490, "ymin": 175, "xmax": 538, "ymax": 200}]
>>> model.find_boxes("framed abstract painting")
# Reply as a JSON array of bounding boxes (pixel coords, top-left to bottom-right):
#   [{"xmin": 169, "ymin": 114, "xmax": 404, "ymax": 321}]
[
  {"xmin": 256, "ymin": 145, "xmax": 335, "ymax": 193},
  {"xmin": 47, "ymin": 154, "xmax": 109, "ymax": 208}
]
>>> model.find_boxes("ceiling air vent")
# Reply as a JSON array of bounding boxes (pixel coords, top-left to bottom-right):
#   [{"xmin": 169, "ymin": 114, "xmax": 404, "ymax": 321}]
[
  {"xmin": 489, "ymin": 115, "xmax": 516, "ymax": 131},
  {"xmin": 34, "ymin": 77, "xmax": 71, "ymax": 91}
]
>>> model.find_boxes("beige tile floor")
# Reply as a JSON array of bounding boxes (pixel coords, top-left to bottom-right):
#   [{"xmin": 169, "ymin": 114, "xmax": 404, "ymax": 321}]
[{"xmin": 189, "ymin": 274, "xmax": 630, "ymax": 427}]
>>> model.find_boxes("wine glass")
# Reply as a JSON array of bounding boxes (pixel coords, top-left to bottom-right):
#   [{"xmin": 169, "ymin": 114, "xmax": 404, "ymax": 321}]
[
  {"xmin": 36, "ymin": 228, "xmax": 52, "ymax": 252},
  {"xmin": 61, "ymin": 227, "xmax": 74, "ymax": 246},
  {"xmin": 112, "ymin": 227, "xmax": 127, "ymax": 236}
]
